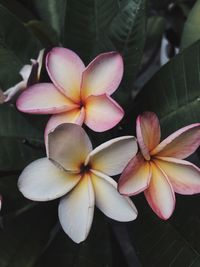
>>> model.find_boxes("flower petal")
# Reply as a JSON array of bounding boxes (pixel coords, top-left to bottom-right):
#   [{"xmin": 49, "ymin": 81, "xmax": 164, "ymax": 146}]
[
  {"xmin": 87, "ymin": 136, "xmax": 137, "ymax": 176},
  {"xmin": 118, "ymin": 153, "xmax": 151, "ymax": 196},
  {"xmin": 84, "ymin": 94, "xmax": 124, "ymax": 132},
  {"xmin": 81, "ymin": 52, "xmax": 123, "ymax": 100},
  {"xmin": 58, "ymin": 174, "xmax": 95, "ymax": 243},
  {"xmin": 155, "ymin": 157, "xmax": 200, "ymax": 194},
  {"xmin": 136, "ymin": 112, "xmax": 161, "ymax": 160},
  {"xmin": 144, "ymin": 162, "xmax": 175, "ymax": 220},
  {"xmin": 4, "ymin": 80, "xmax": 27, "ymax": 102},
  {"xmin": 19, "ymin": 64, "xmax": 32, "ymax": 81},
  {"xmin": 49, "ymin": 123, "xmax": 92, "ymax": 172},
  {"xmin": 16, "ymin": 83, "xmax": 78, "ymax": 114},
  {"xmin": 46, "ymin": 47, "xmax": 85, "ymax": 103},
  {"xmin": 44, "ymin": 108, "xmax": 85, "ymax": 154},
  {"xmin": 151, "ymin": 123, "xmax": 200, "ymax": 159},
  {"xmin": 91, "ymin": 170, "xmax": 137, "ymax": 221},
  {"xmin": 18, "ymin": 158, "xmax": 81, "ymax": 201}
]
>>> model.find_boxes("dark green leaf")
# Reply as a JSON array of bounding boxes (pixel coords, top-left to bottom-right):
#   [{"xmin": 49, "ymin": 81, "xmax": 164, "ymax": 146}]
[
  {"xmin": 20, "ymin": 0, "xmax": 66, "ymax": 38},
  {"xmin": 0, "ymin": 0, "xmax": 35, "ymax": 22},
  {"xmin": 63, "ymin": 0, "xmax": 119, "ymax": 63},
  {"xmin": 35, "ymin": 212, "xmax": 112, "ymax": 267},
  {"xmin": 129, "ymin": 39, "xmax": 200, "ymax": 137},
  {"xmin": 105, "ymin": 0, "xmax": 146, "ymax": 92},
  {"xmin": 130, "ymin": 195, "xmax": 200, "ymax": 266},
  {"xmin": 0, "ymin": 5, "xmax": 42, "ymax": 89},
  {"xmin": 0, "ymin": 105, "xmax": 44, "ymax": 171},
  {"xmin": 26, "ymin": 20, "xmax": 59, "ymax": 47},
  {"xmin": 0, "ymin": 204, "xmax": 57, "ymax": 267},
  {"xmin": 181, "ymin": 0, "xmax": 200, "ymax": 50}
]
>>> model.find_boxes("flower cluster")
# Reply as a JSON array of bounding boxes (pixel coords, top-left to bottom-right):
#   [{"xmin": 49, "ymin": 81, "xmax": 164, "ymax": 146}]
[{"xmin": 4, "ymin": 47, "xmax": 200, "ymax": 243}]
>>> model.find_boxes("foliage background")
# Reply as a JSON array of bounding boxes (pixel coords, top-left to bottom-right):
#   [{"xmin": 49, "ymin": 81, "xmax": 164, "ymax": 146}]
[{"xmin": 0, "ymin": 0, "xmax": 200, "ymax": 266}]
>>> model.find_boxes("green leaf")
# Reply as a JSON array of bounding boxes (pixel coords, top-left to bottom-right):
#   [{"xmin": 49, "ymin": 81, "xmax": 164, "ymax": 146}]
[
  {"xmin": 63, "ymin": 0, "xmax": 119, "ymax": 63},
  {"xmin": 129, "ymin": 39, "xmax": 200, "ymax": 137},
  {"xmin": 20, "ymin": 0, "xmax": 66, "ymax": 38},
  {"xmin": 130, "ymin": 195, "xmax": 200, "ymax": 266},
  {"xmin": 0, "ymin": 105, "xmax": 44, "ymax": 171},
  {"xmin": 0, "ymin": 5, "xmax": 42, "ymax": 89},
  {"xmin": 181, "ymin": 0, "xmax": 200, "ymax": 50},
  {"xmin": 0, "ymin": 204, "xmax": 57, "ymax": 267},
  {"xmin": 105, "ymin": 0, "xmax": 146, "ymax": 92},
  {"xmin": 35, "ymin": 212, "xmax": 112, "ymax": 267},
  {"xmin": 0, "ymin": 0, "xmax": 35, "ymax": 22},
  {"xmin": 26, "ymin": 20, "xmax": 59, "ymax": 47}
]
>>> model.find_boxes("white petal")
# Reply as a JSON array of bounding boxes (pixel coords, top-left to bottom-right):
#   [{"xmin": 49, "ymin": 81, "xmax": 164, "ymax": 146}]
[
  {"xmin": 91, "ymin": 170, "xmax": 137, "ymax": 221},
  {"xmin": 18, "ymin": 158, "xmax": 81, "ymax": 201},
  {"xmin": 49, "ymin": 123, "xmax": 92, "ymax": 171},
  {"xmin": 58, "ymin": 174, "xmax": 95, "ymax": 243},
  {"xmin": 87, "ymin": 136, "xmax": 137, "ymax": 176}
]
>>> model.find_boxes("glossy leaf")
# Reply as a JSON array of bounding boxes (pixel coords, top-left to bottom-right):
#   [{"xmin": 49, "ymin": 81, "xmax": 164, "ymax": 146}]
[
  {"xmin": 129, "ymin": 39, "xmax": 200, "ymax": 137},
  {"xmin": 34, "ymin": 212, "xmax": 112, "ymax": 267},
  {"xmin": 106, "ymin": 0, "xmax": 146, "ymax": 92},
  {"xmin": 181, "ymin": 0, "xmax": 200, "ymax": 50},
  {"xmin": 0, "ymin": 204, "xmax": 57, "ymax": 267},
  {"xmin": 63, "ymin": 0, "xmax": 119, "ymax": 63},
  {"xmin": 0, "ymin": 5, "xmax": 42, "ymax": 89},
  {"xmin": 130, "ymin": 195, "xmax": 200, "ymax": 266},
  {"xmin": 0, "ymin": 105, "xmax": 44, "ymax": 171}
]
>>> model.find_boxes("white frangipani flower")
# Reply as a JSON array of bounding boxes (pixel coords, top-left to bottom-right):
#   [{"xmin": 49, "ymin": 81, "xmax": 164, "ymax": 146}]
[{"xmin": 18, "ymin": 123, "xmax": 138, "ymax": 243}]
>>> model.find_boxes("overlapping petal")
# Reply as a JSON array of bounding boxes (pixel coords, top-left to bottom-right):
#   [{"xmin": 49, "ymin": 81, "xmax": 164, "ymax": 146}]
[
  {"xmin": 118, "ymin": 153, "xmax": 151, "ymax": 196},
  {"xmin": 155, "ymin": 157, "xmax": 200, "ymax": 194},
  {"xmin": 88, "ymin": 136, "xmax": 137, "ymax": 176},
  {"xmin": 58, "ymin": 174, "xmax": 95, "ymax": 243},
  {"xmin": 81, "ymin": 52, "xmax": 123, "ymax": 100},
  {"xmin": 49, "ymin": 123, "xmax": 92, "ymax": 171},
  {"xmin": 84, "ymin": 94, "xmax": 124, "ymax": 132},
  {"xmin": 151, "ymin": 123, "xmax": 200, "ymax": 159},
  {"xmin": 44, "ymin": 108, "xmax": 85, "ymax": 152},
  {"xmin": 46, "ymin": 47, "xmax": 85, "ymax": 103},
  {"xmin": 136, "ymin": 112, "xmax": 161, "ymax": 160},
  {"xmin": 16, "ymin": 83, "xmax": 78, "ymax": 114},
  {"xmin": 18, "ymin": 158, "xmax": 81, "ymax": 201},
  {"xmin": 144, "ymin": 162, "xmax": 175, "ymax": 220},
  {"xmin": 91, "ymin": 170, "xmax": 137, "ymax": 221}
]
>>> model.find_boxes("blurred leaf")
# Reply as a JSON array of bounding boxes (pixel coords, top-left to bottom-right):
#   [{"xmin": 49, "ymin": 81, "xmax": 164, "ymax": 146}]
[
  {"xmin": 63, "ymin": 0, "xmax": 119, "ymax": 63},
  {"xmin": 105, "ymin": 0, "xmax": 146, "ymax": 93},
  {"xmin": 146, "ymin": 16, "xmax": 165, "ymax": 49},
  {"xmin": 0, "ymin": 204, "xmax": 57, "ymax": 267},
  {"xmin": 0, "ymin": 0, "xmax": 35, "ymax": 22},
  {"xmin": 129, "ymin": 195, "xmax": 200, "ymax": 266},
  {"xmin": 0, "ymin": 5, "xmax": 42, "ymax": 89},
  {"xmin": 20, "ymin": 0, "xmax": 66, "ymax": 38},
  {"xmin": 181, "ymin": 0, "xmax": 200, "ymax": 50},
  {"xmin": 27, "ymin": 20, "xmax": 59, "ymax": 47},
  {"xmin": 128, "ymin": 39, "xmax": 200, "ymax": 137},
  {"xmin": 0, "ymin": 105, "xmax": 44, "ymax": 171},
  {"xmin": 35, "ymin": 212, "xmax": 112, "ymax": 267}
]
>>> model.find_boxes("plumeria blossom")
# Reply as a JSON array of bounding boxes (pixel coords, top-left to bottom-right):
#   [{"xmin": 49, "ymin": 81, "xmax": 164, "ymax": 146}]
[
  {"xmin": 118, "ymin": 112, "xmax": 200, "ymax": 220},
  {"xmin": 18, "ymin": 123, "xmax": 138, "ymax": 243},
  {"xmin": 16, "ymin": 47, "xmax": 124, "ymax": 150},
  {"xmin": 3, "ymin": 49, "xmax": 44, "ymax": 102}
]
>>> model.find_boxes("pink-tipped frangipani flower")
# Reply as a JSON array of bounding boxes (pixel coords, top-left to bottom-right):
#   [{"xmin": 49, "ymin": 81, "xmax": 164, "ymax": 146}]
[
  {"xmin": 16, "ymin": 47, "xmax": 124, "ymax": 149},
  {"xmin": 18, "ymin": 123, "xmax": 138, "ymax": 243},
  {"xmin": 118, "ymin": 112, "xmax": 200, "ymax": 220}
]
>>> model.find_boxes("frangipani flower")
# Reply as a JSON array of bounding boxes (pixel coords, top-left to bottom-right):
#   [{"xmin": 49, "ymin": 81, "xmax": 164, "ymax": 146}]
[
  {"xmin": 16, "ymin": 47, "xmax": 124, "ymax": 149},
  {"xmin": 18, "ymin": 123, "xmax": 138, "ymax": 243},
  {"xmin": 3, "ymin": 49, "xmax": 44, "ymax": 102},
  {"xmin": 119, "ymin": 112, "xmax": 200, "ymax": 220}
]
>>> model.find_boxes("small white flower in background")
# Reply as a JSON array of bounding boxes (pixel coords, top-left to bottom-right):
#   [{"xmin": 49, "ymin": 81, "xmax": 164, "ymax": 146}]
[
  {"xmin": 18, "ymin": 123, "xmax": 138, "ymax": 243},
  {"xmin": 3, "ymin": 49, "xmax": 44, "ymax": 102}
]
